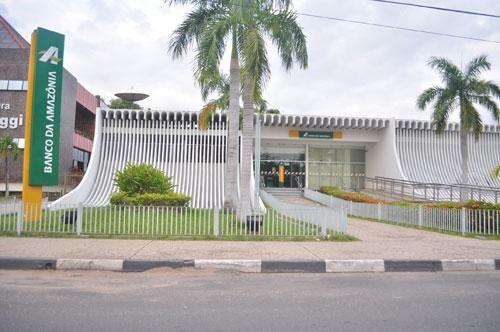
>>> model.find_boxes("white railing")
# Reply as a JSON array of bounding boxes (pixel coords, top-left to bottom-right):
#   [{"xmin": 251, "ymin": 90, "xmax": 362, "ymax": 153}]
[
  {"xmin": 304, "ymin": 189, "xmax": 500, "ymax": 236},
  {"xmin": 261, "ymin": 190, "xmax": 347, "ymax": 234},
  {"xmin": 0, "ymin": 201, "xmax": 344, "ymax": 239}
]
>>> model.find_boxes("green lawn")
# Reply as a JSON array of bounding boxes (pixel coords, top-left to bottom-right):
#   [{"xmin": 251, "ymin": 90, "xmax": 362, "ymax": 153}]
[{"xmin": 0, "ymin": 206, "xmax": 355, "ymax": 241}]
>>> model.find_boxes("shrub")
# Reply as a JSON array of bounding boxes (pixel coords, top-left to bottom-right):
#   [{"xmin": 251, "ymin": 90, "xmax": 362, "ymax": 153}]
[
  {"xmin": 319, "ymin": 186, "xmax": 387, "ymax": 204},
  {"xmin": 114, "ymin": 163, "xmax": 174, "ymax": 195},
  {"xmin": 110, "ymin": 191, "xmax": 128, "ymax": 206},
  {"xmin": 132, "ymin": 193, "xmax": 191, "ymax": 207},
  {"xmin": 425, "ymin": 200, "xmax": 500, "ymax": 210},
  {"xmin": 110, "ymin": 192, "xmax": 191, "ymax": 207}
]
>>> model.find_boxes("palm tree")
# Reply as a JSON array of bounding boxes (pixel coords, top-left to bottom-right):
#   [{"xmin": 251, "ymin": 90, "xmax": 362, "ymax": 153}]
[
  {"xmin": 417, "ymin": 55, "xmax": 500, "ymax": 198},
  {"xmin": 168, "ymin": 0, "xmax": 307, "ymax": 214},
  {"xmin": 0, "ymin": 134, "xmax": 19, "ymax": 197},
  {"xmin": 168, "ymin": 0, "xmax": 242, "ymax": 209},
  {"xmin": 238, "ymin": 1, "xmax": 308, "ymax": 215}
]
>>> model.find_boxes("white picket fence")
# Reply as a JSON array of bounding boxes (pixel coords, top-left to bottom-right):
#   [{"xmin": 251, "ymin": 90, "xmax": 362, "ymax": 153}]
[
  {"xmin": 0, "ymin": 200, "xmax": 345, "ymax": 238},
  {"xmin": 304, "ymin": 189, "xmax": 500, "ymax": 236}
]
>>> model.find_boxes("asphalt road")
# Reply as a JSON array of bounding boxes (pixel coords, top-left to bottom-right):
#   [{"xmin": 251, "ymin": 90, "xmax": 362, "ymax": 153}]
[{"xmin": 0, "ymin": 270, "xmax": 499, "ymax": 332}]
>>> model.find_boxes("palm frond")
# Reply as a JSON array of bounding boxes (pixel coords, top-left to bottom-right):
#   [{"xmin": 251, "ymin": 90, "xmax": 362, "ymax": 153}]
[
  {"xmin": 168, "ymin": 7, "xmax": 221, "ymax": 59},
  {"xmin": 431, "ymin": 89, "xmax": 456, "ymax": 133},
  {"xmin": 240, "ymin": 26, "xmax": 271, "ymax": 98},
  {"xmin": 198, "ymin": 101, "xmax": 219, "ymax": 130},
  {"xmin": 465, "ymin": 54, "xmax": 490, "ymax": 80},
  {"xmin": 195, "ymin": 14, "xmax": 232, "ymax": 79},
  {"xmin": 260, "ymin": 9, "xmax": 308, "ymax": 70},
  {"xmin": 460, "ymin": 97, "xmax": 483, "ymax": 139},
  {"xmin": 427, "ymin": 56, "xmax": 462, "ymax": 85},
  {"xmin": 416, "ymin": 86, "xmax": 444, "ymax": 110},
  {"xmin": 470, "ymin": 95, "xmax": 500, "ymax": 121}
]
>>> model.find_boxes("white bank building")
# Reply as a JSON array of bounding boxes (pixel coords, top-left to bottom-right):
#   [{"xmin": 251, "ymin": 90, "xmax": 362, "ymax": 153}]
[{"xmin": 57, "ymin": 109, "xmax": 500, "ymax": 208}]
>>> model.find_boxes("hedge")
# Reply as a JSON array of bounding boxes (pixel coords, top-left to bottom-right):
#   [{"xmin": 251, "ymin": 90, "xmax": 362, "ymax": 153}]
[
  {"xmin": 319, "ymin": 186, "xmax": 500, "ymax": 210},
  {"xmin": 110, "ymin": 192, "xmax": 191, "ymax": 207}
]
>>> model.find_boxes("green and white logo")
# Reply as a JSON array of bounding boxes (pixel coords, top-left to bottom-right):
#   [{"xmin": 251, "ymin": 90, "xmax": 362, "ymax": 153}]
[
  {"xmin": 38, "ymin": 46, "xmax": 63, "ymax": 65},
  {"xmin": 29, "ymin": 28, "xmax": 65, "ymax": 186}
]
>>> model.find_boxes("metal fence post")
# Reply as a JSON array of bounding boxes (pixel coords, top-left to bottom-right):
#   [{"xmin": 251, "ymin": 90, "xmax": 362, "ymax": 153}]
[
  {"xmin": 377, "ymin": 203, "xmax": 381, "ymax": 221},
  {"xmin": 461, "ymin": 207, "xmax": 466, "ymax": 236},
  {"xmin": 321, "ymin": 216, "xmax": 327, "ymax": 237},
  {"xmin": 77, "ymin": 202, "xmax": 83, "ymax": 236},
  {"xmin": 418, "ymin": 205, "xmax": 422, "ymax": 228},
  {"xmin": 213, "ymin": 207, "xmax": 219, "ymax": 237},
  {"xmin": 16, "ymin": 202, "xmax": 23, "ymax": 236}
]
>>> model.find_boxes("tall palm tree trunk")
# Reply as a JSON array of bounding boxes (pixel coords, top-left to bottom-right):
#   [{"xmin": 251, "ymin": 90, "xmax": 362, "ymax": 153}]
[
  {"xmin": 239, "ymin": 77, "xmax": 255, "ymax": 217},
  {"xmin": 224, "ymin": 32, "xmax": 241, "ymax": 209},
  {"xmin": 459, "ymin": 128, "xmax": 469, "ymax": 201}
]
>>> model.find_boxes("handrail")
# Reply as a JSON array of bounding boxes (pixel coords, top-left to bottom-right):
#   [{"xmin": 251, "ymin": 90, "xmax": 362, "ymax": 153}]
[
  {"xmin": 364, "ymin": 176, "xmax": 499, "ymax": 203},
  {"xmin": 373, "ymin": 176, "xmax": 500, "ymax": 191}
]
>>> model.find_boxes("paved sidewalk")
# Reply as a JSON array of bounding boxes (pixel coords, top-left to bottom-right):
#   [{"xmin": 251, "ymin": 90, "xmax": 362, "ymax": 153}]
[{"xmin": 1, "ymin": 218, "xmax": 499, "ymax": 260}]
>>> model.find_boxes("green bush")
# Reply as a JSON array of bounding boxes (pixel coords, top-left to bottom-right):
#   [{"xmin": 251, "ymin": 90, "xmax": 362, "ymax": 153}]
[
  {"xmin": 110, "ymin": 163, "xmax": 191, "ymax": 207},
  {"xmin": 114, "ymin": 163, "xmax": 174, "ymax": 195},
  {"xmin": 110, "ymin": 192, "xmax": 190, "ymax": 207}
]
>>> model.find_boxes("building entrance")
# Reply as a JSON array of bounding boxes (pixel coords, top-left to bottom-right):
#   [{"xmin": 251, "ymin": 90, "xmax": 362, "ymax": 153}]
[
  {"xmin": 260, "ymin": 146, "xmax": 305, "ymax": 189},
  {"xmin": 261, "ymin": 161, "xmax": 305, "ymax": 188}
]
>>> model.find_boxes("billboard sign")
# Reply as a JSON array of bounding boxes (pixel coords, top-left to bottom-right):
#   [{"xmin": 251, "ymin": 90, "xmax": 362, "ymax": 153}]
[{"xmin": 28, "ymin": 28, "xmax": 64, "ymax": 186}]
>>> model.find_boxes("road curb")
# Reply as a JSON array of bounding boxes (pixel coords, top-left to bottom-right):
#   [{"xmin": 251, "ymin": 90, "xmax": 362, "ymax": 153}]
[
  {"xmin": 261, "ymin": 260, "xmax": 325, "ymax": 273},
  {"xmin": 0, "ymin": 257, "xmax": 499, "ymax": 273},
  {"xmin": 195, "ymin": 259, "xmax": 261, "ymax": 273},
  {"xmin": 326, "ymin": 259, "xmax": 385, "ymax": 273},
  {"xmin": 123, "ymin": 259, "xmax": 194, "ymax": 272},
  {"xmin": 0, "ymin": 257, "xmax": 56, "ymax": 270}
]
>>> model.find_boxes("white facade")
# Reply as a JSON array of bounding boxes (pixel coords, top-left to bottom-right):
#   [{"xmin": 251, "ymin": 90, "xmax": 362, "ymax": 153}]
[{"xmin": 56, "ymin": 110, "xmax": 500, "ymax": 207}]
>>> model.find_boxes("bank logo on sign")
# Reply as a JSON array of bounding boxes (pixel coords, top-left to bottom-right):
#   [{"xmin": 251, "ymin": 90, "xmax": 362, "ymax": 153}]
[{"xmin": 39, "ymin": 46, "xmax": 62, "ymax": 65}]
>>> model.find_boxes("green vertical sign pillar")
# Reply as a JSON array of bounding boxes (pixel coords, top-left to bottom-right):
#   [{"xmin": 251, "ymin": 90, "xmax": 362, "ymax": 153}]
[{"xmin": 29, "ymin": 28, "xmax": 64, "ymax": 186}]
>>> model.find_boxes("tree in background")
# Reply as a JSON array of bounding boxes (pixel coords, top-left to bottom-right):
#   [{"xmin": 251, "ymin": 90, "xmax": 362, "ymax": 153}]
[
  {"xmin": 109, "ymin": 98, "xmax": 141, "ymax": 109},
  {"xmin": 0, "ymin": 134, "xmax": 19, "ymax": 197},
  {"xmin": 417, "ymin": 55, "xmax": 500, "ymax": 198},
  {"xmin": 493, "ymin": 165, "xmax": 500, "ymax": 178}
]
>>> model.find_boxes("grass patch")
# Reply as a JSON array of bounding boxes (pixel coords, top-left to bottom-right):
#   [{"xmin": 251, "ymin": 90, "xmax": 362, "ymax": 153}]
[{"xmin": 0, "ymin": 206, "xmax": 356, "ymax": 242}]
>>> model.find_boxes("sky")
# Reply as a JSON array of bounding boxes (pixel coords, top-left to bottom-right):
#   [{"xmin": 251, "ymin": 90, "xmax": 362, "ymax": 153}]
[{"xmin": 1, "ymin": 0, "xmax": 499, "ymax": 123}]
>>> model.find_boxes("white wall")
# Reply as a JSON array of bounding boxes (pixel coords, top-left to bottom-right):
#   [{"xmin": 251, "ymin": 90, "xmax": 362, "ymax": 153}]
[{"xmin": 366, "ymin": 118, "xmax": 406, "ymax": 180}]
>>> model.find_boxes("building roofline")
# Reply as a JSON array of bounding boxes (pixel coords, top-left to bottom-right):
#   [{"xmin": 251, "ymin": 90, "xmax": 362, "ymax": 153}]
[{"xmin": 0, "ymin": 14, "xmax": 29, "ymax": 49}]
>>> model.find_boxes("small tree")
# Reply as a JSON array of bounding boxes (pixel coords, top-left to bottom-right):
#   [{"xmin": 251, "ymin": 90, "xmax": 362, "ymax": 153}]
[
  {"xmin": 0, "ymin": 134, "xmax": 19, "ymax": 197},
  {"xmin": 109, "ymin": 98, "xmax": 141, "ymax": 109}
]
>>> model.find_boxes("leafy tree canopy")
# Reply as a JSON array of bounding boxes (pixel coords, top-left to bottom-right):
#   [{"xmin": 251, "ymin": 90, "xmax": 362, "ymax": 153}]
[{"xmin": 109, "ymin": 98, "xmax": 141, "ymax": 110}]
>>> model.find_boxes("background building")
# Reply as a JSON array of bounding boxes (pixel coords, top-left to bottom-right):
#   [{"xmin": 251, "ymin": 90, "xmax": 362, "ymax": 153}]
[{"xmin": 0, "ymin": 15, "xmax": 97, "ymax": 195}]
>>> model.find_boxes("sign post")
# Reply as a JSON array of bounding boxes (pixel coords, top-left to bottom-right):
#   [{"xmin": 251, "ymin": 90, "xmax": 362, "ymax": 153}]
[{"xmin": 22, "ymin": 28, "xmax": 64, "ymax": 221}]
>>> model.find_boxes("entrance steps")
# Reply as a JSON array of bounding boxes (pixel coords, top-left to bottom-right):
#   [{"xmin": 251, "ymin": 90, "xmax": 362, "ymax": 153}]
[{"xmin": 263, "ymin": 188, "xmax": 303, "ymax": 197}]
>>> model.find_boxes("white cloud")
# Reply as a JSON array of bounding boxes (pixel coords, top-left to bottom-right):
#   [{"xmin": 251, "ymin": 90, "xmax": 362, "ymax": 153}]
[{"xmin": 2, "ymin": 0, "xmax": 499, "ymax": 123}]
